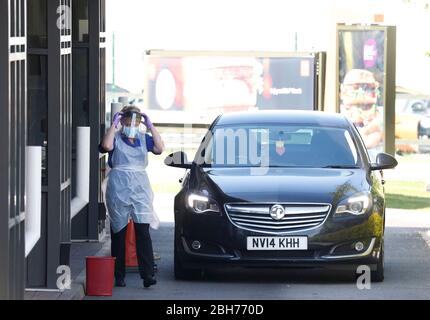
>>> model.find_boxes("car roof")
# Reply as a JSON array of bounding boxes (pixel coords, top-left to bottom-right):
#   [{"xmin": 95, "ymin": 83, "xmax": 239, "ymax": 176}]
[{"xmin": 215, "ymin": 110, "xmax": 350, "ymax": 128}]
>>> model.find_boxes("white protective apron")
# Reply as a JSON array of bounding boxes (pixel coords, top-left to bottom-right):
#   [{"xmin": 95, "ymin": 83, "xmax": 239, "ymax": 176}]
[{"xmin": 103, "ymin": 131, "xmax": 160, "ymax": 234}]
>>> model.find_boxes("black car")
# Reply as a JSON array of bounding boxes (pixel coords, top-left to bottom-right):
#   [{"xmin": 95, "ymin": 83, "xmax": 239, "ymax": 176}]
[
  {"xmin": 165, "ymin": 111, "xmax": 398, "ymax": 282},
  {"xmin": 418, "ymin": 117, "xmax": 430, "ymax": 138},
  {"xmin": 415, "ymin": 99, "xmax": 430, "ymax": 139},
  {"xmin": 418, "ymin": 114, "xmax": 430, "ymax": 153}
]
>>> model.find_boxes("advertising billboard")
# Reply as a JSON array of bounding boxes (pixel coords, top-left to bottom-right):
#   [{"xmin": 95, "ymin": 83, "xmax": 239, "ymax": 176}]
[
  {"xmin": 336, "ymin": 25, "xmax": 396, "ymax": 159},
  {"xmin": 144, "ymin": 51, "xmax": 325, "ymax": 125},
  {"xmin": 256, "ymin": 57, "xmax": 316, "ymax": 110}
]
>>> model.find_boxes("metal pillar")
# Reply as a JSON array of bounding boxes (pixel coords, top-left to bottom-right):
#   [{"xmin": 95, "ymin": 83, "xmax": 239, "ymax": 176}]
[
  {"xmin": 45, "ymin": 0, "xmax": 73, "ymax": 288},
  {"xmin": 0, "ymin": 0, "xmax": 27, "ymax": 300},
  {"xmin": 26, "ymin": 0, "xmax": 73, "ymax": 289},
  {"xmin": 88, "ymin": 0, "xmax": 106, "ymax": 240}
]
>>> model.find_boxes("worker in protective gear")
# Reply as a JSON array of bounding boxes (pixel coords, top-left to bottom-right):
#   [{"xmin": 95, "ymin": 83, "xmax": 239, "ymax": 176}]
[{"xmin": 99, "ymin": 106, "xmax": 165, "ymax": 288}]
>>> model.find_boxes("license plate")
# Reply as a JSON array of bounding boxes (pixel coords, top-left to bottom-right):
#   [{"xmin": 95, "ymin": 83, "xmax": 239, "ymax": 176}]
[{"xmin": 247, "ymin": 237, "xmax": 308, "ymax": 251}]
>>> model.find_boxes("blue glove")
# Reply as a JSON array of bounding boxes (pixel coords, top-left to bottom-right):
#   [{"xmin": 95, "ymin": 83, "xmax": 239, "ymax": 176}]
[
  {"xmin": 141, "ymin": 113, "xmax": 153, "ymax": 129},
  {"xmin": 112, "ymin": 112, "xmax": 123, "ymax": 128}
]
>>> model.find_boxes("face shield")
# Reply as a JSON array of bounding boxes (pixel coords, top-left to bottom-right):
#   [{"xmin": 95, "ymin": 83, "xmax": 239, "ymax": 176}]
[{"xmin": 122, "ymin": 112, "xmax": 141, "ymax": 138}]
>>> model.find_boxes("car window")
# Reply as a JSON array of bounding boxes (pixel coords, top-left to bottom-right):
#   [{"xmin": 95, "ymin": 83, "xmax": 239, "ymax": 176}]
[
  {"xmin": 410, "ymin": 101, "xmax": 428, "ymax": 115},
  {"xmin": 200, "ymin": 125, "xmax": 361, "ymax": 168}
]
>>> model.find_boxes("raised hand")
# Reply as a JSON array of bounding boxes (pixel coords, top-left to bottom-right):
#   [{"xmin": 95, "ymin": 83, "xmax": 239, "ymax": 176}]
[
  {"xmin": 112, "ymin": 112, "xmax": 123, "ymax": 128},
  {"xmin": 141, "ymin": 112, "xmax": 153, "ymax": 129}
]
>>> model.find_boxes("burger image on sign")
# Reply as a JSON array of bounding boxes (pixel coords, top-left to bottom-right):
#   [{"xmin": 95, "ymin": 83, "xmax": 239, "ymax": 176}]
[{"xmin": 340, "ymin": 69, "xmax": 383, "ymax": 150}]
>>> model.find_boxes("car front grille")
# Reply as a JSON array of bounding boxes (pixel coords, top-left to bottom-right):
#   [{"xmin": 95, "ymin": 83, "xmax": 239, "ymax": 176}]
[{"xmin": 224, "ymin": 203, "xmax": 331, "ymax": 234}]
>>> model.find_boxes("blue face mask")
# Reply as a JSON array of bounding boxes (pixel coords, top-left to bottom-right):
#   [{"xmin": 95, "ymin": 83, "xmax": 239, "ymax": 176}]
[{"xmin": 123, "ymin": 126, "xmax": 138, "ymax": 138}]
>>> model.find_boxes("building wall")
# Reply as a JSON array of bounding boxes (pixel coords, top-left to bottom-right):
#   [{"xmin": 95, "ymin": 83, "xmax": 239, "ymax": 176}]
[
  {"xmin": 25, "ymin": 0, "xmax": 106, "ymax": 290},
  {"xmin": 26, "ymin": 0, "xmax": 73, "ymax": 289},
  {"xmin": 0, "ymin": 0, "xmax": 106, "ymax": 296}
]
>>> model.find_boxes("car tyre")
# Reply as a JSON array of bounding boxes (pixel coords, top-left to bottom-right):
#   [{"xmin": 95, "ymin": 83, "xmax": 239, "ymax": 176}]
[
  {"xmin": 174, "ymin": 244, "xmax": 204, "ymax": 280},
  {"xmin": 371, "ymin": 241, "xmax": 384, "ymax": 283}
]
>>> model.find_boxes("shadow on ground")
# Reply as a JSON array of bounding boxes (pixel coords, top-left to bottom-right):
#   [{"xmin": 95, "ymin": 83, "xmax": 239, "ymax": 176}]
[{"xmin": 192, "ymin": 268, "xmax": 357, "ymax": 284}]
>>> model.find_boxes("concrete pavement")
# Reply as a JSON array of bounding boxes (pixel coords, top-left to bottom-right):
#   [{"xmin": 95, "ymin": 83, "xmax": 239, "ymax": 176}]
[
  {"xmin": 85, "ymin": 208, "xmax": 430, "ymax": 300},
  {"xmin": 25, "ymin": 241, "xmax": 105, "ymax": 300}
]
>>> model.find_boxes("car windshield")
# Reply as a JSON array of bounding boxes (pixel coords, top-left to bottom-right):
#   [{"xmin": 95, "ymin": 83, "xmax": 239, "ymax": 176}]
[{"xmin": 198, "ymin": 125, "xmax": 361, "ymax": 168}]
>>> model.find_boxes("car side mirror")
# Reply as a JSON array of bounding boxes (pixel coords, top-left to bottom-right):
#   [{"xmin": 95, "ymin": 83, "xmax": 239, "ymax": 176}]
[
  {"xmin": 370, "ymin": 153, "xmax": 398, "ymax": 171},
  {"xmin": 164, "ymin": 151, "xmax": 193, "ymax": 169}
]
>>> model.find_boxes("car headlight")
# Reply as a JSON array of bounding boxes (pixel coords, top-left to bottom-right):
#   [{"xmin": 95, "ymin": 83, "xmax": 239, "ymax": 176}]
[
  {"xmin": 335, "ymin": 191, "xmax": 372, "ymax": 216},
  {"xmin": 187, "ymin": 192, "xmax": 220, "ymax": 214},
  {"xmin": 420, "ymin": 117, "xmax": 430, "ymax": 129}
]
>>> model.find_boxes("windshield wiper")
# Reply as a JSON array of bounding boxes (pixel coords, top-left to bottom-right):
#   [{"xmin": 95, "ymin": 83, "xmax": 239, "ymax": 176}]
[
  {"xmin": 321, "ymin": 165, "xmax": 360, "ymax": 169},
  {"xmin": 269, "ymin": 165, "xmax": 313, "ymax": 168}
]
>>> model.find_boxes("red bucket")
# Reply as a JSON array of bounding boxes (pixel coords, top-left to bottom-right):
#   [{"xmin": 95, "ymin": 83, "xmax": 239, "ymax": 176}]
[{"xmin": 85, "ymin": 256, "xmax": 116, "ymax": 296}]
